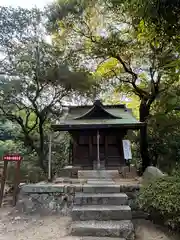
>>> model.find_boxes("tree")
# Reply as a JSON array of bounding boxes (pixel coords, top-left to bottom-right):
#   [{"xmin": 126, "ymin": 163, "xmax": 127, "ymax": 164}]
[
  {"xmin": 47, "ymin": 0, "xmax": 179, "ymax": 172},
  {"xmin": 0, "ymin": 6, "xmax": 95, "ymax": 173},
  {"xmin": 115, "ymin": 0, "xmax": 180, "ymax": 42},
  {"xmin": 147, "ymin": 84, "xmax": 180, "ymax": 171}
]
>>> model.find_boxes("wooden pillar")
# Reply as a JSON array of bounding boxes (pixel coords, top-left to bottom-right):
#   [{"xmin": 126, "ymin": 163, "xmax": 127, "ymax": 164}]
[
  {"xmin": 73, "ymin": 139, "xmax": 77, "ymax": 166},
  {"xmin": 68, "ymin": 139, "xmax": 72, "ymax": 165},
  {"xmin": 97, "ymin": 130, "xmax": 100, "ymax": 169},
  {"xmin": 105, "ymin": 135, "xmax": 108, "ymax": 167},
  {"xmin": 89, "ymin": 135, "xmax": 92, "ymax": 168},
  {"xmin": 12, "ymin": 161, "xmax": 21, "ymax": 206}
]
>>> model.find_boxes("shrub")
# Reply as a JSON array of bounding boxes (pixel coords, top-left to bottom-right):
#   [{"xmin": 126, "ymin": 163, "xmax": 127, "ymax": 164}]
[
  {"xmin": 6, "ymin": 162, "xmax": 46, "ymax": 183},
  {"xmin": 138, "ymin": 175, "xmax": 180, "ymax": 230}
]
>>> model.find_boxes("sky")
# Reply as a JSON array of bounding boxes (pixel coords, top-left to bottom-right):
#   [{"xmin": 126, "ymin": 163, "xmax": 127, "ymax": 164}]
[{"xmin": 0, "ymin": 0, "xmax": 53, "ymax": 9}]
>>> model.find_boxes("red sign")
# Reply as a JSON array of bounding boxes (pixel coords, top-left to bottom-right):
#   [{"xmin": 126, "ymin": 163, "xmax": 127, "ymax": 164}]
[{"xmin": 3, "ymin": 154, "xmax": 22, "ymax": 161}]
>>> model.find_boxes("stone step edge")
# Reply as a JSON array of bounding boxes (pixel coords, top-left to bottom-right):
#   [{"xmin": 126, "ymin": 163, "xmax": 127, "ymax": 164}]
[
  {"xmin": 86, "ymin": 178, "xmax": 113, "ymax": 181},
  {"xmin": 81, "ymin": 185, "xmax": 122, "ymax": 193},
  {"xmin": 71, "ymin": 220, "xmax": 134, "ymax": 238},
  {"xmin": 82, "ymin": 184, "xmax": 120, "ymax": 187},
  {"xmin": 75, "ymin": 193, "xmax": 128, "ymax": 198},
  {"xmin": 79, "ymin": 237, "xmax": 126, "ymax": 240},
  {"xmin": 71, "ymin": 220, "xmax": 133, "ymax": 228},
  {"xmin": 72, "ymin": 205, "xmax": 131, "ymax": 211}
]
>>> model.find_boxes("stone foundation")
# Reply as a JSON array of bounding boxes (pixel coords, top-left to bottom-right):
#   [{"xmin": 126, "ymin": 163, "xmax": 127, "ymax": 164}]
[
  {"xmin": 16, "ymin": 184, "xmax": 75, "ymax": 215},
  {"xmin": 16, "ymin": 182, "xmax": 146, "ymax": 219}
]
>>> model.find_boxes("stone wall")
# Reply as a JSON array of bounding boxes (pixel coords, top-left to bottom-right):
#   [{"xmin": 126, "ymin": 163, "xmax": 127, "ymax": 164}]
[
  {"xmin": 16, "ymin": 182, "xmax": 147, "ymax": 218},
  {"xmin": 16, "ymin": 184, "xmax": 76, "ymax": 215}
]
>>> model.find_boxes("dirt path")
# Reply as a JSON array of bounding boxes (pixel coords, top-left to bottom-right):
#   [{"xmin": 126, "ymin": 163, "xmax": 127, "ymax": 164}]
[
  {"xmin": 0, "ymin": 209, "xmax": 74, "ymax": 240},
  {"xmin": 0, "ymin": 208, "xmax": 179, "ymax": 240},
  {"xmin": 134, "ymin": 219, "xmax": 180, "ymax": 240}
]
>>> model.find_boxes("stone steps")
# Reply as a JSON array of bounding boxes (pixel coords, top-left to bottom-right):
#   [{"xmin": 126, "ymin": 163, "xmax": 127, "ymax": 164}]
[
  {"xmin": 72, "ymin": 205, "xmax": 132, "ymax": 221},
  {"xmin": 71, "ymin": 220, "xmax": 134, "ymax": 239},
  {"xmin": 71, "ymin": 172, "xmax": 135, "ymax": 240},
  {"xmin": 81, "ymin": 185, "xmax": 121, "ymax": 193},
  {"xmin": 78, "ymin": 170, "xmax": 119, "ymax": 179},
  {"xmin": 74, "ymin": 193, "xmax": 128, "ymax": 205}
]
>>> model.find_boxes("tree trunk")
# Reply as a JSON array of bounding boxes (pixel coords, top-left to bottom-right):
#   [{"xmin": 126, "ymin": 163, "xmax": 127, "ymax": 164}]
[
  {"xmin": 37, "ymin": 119, "xmax": 47, "ymax": 174},
  {"xmin": 139, "ymin": 100, "xmax": 151, "ymax": 173},
  {"xmin": 37, "ymin": 151, "xmax": 47, "ymax": 174}
]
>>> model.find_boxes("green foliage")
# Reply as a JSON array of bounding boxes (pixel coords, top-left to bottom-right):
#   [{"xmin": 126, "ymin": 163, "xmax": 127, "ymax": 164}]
[
  {"xmin": 0, "ymin": 6, "xmax": 96, "ymax": 174},
  {"xmin": 51, "ymin": 132, "xmax": 70, "ymax": 175},
  {"xmin": 0, "ymin": 141, "xmax": 46, "ymax": 183},
  {"xmin": 0, "ymin": 132, "xmax": 70, "ymax": 183},
  {"xmin": 147, "ymin": 85, "xmax": 180, "ymax": 171},
  {"xmin": 138, "ymin": 175, "xmax": 180, "ymax": 230},
  {"xmin": 1, "ymin": 0, "xmax": 178, "ymax": 177},
  {"xmin": 49, "ymin": 4, "xmax": 179, "ymax": 115},
  {"xmin": 6, "ymin": 163, "xmax": 46, "ymax": 183}
]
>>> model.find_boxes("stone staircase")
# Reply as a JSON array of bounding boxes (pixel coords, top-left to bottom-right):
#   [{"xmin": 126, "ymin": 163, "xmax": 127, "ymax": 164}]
[{"xmin": 71, "ymin": 179, "xmax": 135, "ymax": 240}]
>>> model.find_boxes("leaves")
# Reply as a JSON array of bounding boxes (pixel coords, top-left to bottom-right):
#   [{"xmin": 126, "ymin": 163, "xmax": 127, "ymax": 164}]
[
  {"xmin": 138, "ymin": 175, "xmax": 180, "ymax": 229},
  {"xmin": 46, "ymin": 0, "xmax": 180, "ymax": 171},
  {"xmin": 0, "ymin": 6, "xmax": 95, "ymax": 173},
  {"xmin": 96, "ymin": 57, "xmax": 122, "ymax": 78}
]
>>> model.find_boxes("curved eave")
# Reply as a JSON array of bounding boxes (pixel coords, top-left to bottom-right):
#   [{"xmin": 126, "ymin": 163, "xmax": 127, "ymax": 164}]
[{"xmin": 51, "ymin": 122, "xmax": 146, "ymax": 131}]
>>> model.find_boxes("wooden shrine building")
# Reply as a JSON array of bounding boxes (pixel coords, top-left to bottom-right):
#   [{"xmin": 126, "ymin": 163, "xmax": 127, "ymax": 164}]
[{"xmin": 51, "ymin": 100, "xmax": 144, "ymax": 170}]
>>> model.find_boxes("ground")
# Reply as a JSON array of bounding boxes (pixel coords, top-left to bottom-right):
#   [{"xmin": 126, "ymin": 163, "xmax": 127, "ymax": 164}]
[
  {"xmin": 0, "ymin": 207, "xmax": 179, "ymax": 240},
  {"xmin": 134, "ymin": 220, "xmax": 179, "ymax": 240}
]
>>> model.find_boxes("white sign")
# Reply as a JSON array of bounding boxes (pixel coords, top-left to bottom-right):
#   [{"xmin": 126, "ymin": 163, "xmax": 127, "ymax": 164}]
[{"xmin": 122, "ymin": 140, "xmax": 132, "ymax": 159}]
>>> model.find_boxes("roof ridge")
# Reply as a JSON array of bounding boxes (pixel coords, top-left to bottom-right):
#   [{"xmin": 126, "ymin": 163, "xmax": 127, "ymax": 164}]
[
  {"xmin": 62, "ymin": 104, "xmax": 126, "ymax": 109},
  {"xmin": 73, "ymin": 100, "xmax": 123, "ymax": 120}
]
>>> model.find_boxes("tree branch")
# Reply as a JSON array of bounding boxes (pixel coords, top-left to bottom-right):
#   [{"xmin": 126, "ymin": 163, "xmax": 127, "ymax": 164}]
[{"xmin": 0, "ymin": 106, "xmax": 38, "ymax": 152}]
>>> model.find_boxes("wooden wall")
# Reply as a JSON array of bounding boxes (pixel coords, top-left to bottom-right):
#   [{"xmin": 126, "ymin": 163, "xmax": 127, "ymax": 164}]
[{"xmin": 70, "ymin": 129, "xmax": 127, "ymax": 169}]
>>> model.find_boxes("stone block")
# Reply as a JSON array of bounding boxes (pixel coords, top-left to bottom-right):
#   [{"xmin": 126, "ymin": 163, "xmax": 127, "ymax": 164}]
[
  {"xmin": 71, "ymin": 220, "xmax": 134, "ymax": 239},
  {"xmin": 21, "ymin": 184, "xmax": 64, "ymax": 193},
  {"xmin": 36, "ymin": 194, "xmax": 49, "ymax": 203},
  {"xmin": 30, "ymin": 194, "xmax": 40, "ymax": 200},
  {"xmin": 78, "ymin": 170, "xmax": 119, "ymax": 179},
  {"xmin": 67, "ymin": 185, "xmax": 75, "ymax": 194},
  {"xmin": 63, "ymin": 185, "xmax": 68, "ymax": 194},
  {"xmin": 87, "ymin": 179, "xmax": 115, "ymax": 185},
  {"xmin": 122, "ymin": 166, "xmax": 137, "ymax": 179},
  {"xmin": 54, "ymin": 177, "xmax": 72, "ymax": 184},
  {"xmin": 71, "ymin": 179, "xmax": 87, "ymax": 184},
  {"xmin": 16, "ymin": 196, "xmax": 36, "ymax": 214},
  {"xmin": 74, "ymin": 193, "xmax": 128, "ymax": 206},
  {"xmin": 72, "ymin": 205, "xmax": 132, "ymax": 221},
  {"xmin": 82, "ymin": 185, "xmax": 120, "ymax": 193},
  {"xmin": 74, "ymin": 184, "xmax": 83, "ymax": 192}
]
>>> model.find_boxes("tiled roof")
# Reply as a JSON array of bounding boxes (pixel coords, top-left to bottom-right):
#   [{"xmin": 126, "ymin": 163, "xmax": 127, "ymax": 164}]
[{"xmin": 52, "ymin": 100, "xmax": 144, "ymax": 130}]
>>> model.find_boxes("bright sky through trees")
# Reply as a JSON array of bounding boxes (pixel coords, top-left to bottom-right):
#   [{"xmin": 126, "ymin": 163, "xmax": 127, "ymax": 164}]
[{"xmin": 0, "ymin": 0, "xmax": 52, "ymax": 8}]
